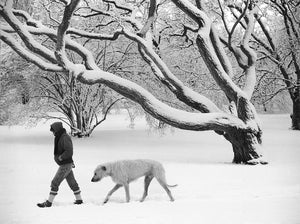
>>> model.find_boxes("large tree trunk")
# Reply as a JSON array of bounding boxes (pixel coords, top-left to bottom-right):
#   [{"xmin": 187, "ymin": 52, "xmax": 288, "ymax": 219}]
[
  {"xmin": 291, "ymin": 85, "xmax": 300, "ymax": 130},
  {"xmin": 71, "ymin": 112, "xmax": 93, "ymax": 138},
  {"xmin": 224, "ymin": 97, "xmax": 267, "ymax": 164},
  {"xmin": 225, "ymin": 130, "xmax": 264, "ymax": 164}
]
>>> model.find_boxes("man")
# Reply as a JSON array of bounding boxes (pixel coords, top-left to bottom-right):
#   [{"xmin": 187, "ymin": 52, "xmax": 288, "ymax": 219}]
[{"xmin": 37, "ymin": 122, "xmax": 83, "ymax": 208}]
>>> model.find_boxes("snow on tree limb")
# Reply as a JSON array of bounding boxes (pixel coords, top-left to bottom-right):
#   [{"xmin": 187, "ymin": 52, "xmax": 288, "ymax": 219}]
[
  {"xmin": 219, "ymin": 1, "xmax": 258, "ymax": 99},
  {"xmin": 196, "ymin": 0, "xmax": 234, "ymax": 78},
  {"xmin": 0, "ymin": 4, "xmax": 58, "ymax": 64},
  {"xmin": 55, "ymin": 0, "xmax": 81, "ymax": 70},
  {"xmin": 170, "ymin": 0, "xmax": 247, "ymax": 103},
  {"xmin": 122, "ymin": 28, "xmax": 221, "ymax": 113},
  {"xmin": 76, "ymin": 69, "xmax": 247, "ymax": 133},
  {"xmin": 0, "ymin": 0, "xmax": 258, "ymax": 133},
  {"xmin": 209, "ymin": 25, "xmax": 234, "ymax": 78},
  {"xmin": 58, "ymin": 0, "xmax": 71, "ymax": 5},
  {"xmin": 240, "ymin": 5, "xmax": 258, "ymax": 99},
  {"xmin": 138, "ymin": 46, "xmax": 220, "ymax": 113},
  {"xmin": 0, "ymin": 30, "xmax": 63, "ymax": 71},
  {"xmin": 0, "ymin": 8, "xmax": 99, "ymax": 71},
  {"xmin": 67, "ymin": 27, "xmax": 123, "ymax": 40}
]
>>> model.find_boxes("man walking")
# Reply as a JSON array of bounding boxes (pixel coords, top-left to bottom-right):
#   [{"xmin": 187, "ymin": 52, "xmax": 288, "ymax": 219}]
[{"xmin": 37, "ymin": 122, "xmax": 83, "ymax": 207}]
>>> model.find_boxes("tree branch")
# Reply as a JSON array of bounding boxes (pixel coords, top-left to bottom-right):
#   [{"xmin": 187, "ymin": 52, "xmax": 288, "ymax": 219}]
[
  {"xmin": 0, "ymin": 30, "xmax": 63, "ymax": 71},
  {"xmin": 55, "ymin": 0, "xmax": 81, "ymax": 70},
  {"xmin": 77, "ymin": 69, "xmax": 247, "ymax": 133}
]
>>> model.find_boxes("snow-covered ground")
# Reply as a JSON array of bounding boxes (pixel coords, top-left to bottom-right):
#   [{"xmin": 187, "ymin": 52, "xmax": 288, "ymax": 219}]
[{"xmin": 0, "ymin": 113, "xmax": 299, "ymax": 224}]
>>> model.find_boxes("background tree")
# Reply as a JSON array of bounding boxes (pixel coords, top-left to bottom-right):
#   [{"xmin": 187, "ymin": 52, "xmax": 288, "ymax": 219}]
[
  {"xmin": 0, "ymin": 0, "xmax": 268, "ymax": 164},
  {"xmin": 0, "ymin": 44, "xmax": 124, "ymax": 136},
  {"xmin": 0, "ymin": 50, "xmax": 40, "ymax": 125},
  {"xmin": 36, "ymin": 71, "xmax": 124, "ymax": 137}
]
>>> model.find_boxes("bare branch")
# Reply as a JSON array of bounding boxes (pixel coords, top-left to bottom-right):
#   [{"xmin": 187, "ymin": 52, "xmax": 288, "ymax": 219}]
[
  {"xmin": 88, "ymin": 97, "xmax": 125, "ymax": 135},
  {"xmin": 103, "ymin": 0, "xmax": 132, "ymax": 14},
  {"xmin": 228, "ymin": 0, "xmax": 250, "ymax": 48}
]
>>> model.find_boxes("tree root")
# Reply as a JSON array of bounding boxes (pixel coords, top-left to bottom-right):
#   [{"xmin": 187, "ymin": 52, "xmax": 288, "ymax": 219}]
[{"xmin": 245, "ymin": 158, "xmax": 268, "ymax": 165}]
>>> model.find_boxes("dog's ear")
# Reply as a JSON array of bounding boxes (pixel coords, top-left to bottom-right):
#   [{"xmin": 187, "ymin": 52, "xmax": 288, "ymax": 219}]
[{"xmin": 101, "ymin": 166, "xmax": 107, "ymax": 171}]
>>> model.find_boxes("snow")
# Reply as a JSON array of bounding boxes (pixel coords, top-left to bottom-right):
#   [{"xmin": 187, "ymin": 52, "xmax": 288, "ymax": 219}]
[{"xmin": 0, "ymin": 113, "xmax": 299, "ymax": 224}]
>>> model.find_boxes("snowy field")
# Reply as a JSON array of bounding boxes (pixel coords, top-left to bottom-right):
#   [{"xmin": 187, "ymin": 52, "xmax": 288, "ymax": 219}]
[{"xmin": 0, "ymin": 113, "xmax": 299, "ymax": 224}]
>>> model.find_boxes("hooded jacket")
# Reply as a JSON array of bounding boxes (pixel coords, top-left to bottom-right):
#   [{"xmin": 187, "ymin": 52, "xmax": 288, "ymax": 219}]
[{"xmin": 50, "ymin": 122, "xmax": 73, "ymax": 165}]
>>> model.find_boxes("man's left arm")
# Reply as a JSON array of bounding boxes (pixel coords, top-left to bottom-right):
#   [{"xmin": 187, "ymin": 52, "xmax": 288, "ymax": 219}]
[{"xmin": 58, "ymin": 136, "xmax": 73, "ymax": 161}]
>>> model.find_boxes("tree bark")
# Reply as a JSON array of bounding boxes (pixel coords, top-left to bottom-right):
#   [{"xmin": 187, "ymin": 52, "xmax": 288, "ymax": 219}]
[
  {"xmin": 225, "ymin": 130, "xmax": 264, "ymax": 164},
  {"xmin": 291, "ymin": 85, "xmax": 300, "ymax": 130},
  {"xmin": 223, "ymin": 97, "xmax": 266, "ymax": 164}
]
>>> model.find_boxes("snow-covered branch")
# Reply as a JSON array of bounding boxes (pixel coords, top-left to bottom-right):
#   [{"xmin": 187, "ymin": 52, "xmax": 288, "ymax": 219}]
[
  {"xmin": 122, "ymin": 28, "xmax": 221, "ymax": 113},
  {"xmin": 240, "ymin": 4, "xmax": 258, "ymax": 99},
  {"xmin": 76, "ymin": 69, "xmax": 247, "ymax": 133},
  {"xmin": 0, "ymin": 30, "xmax": 63, "ymax": 71},
  {"xmin": 214, "ymin": 1, "xmax": 258, "ymax": 99},
  {"xmin": 55, "ymin": 0, "xmax": 81, "ymax": 70},
  {"xmin": 0, "ymin": 5, "xmax": 58, "ymax": 64}
]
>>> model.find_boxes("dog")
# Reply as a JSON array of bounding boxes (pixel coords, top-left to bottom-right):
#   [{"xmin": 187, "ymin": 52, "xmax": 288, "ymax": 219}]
[{"xmin": 91, "ymin": 159, "xmax": 177, "ymax": 204}]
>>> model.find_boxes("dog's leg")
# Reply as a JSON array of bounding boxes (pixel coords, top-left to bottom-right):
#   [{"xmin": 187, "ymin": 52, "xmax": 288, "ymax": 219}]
[
  {"xmin": 157, "ymin": 179, "xmax": 175, "ymax": 201},
  {"xmin": 140, "ymin": 175, "xmax": 154, "ymax": 202},
  {"xmin": 124, "ymin": 183, "xmax": 130, "ymax": 203},
  {"xmin": 103, "ymin": 184, "xmax": 122, "ymax": 204}
]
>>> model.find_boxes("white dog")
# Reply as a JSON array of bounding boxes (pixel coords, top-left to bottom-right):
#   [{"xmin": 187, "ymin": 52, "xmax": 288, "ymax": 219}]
[{"xmin": 91, "ymin": 159, "xmax": 177, "ymax": 203}]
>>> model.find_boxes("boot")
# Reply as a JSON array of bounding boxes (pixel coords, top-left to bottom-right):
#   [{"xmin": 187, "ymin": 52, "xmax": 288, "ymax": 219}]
[
  {"xmin": 37, "ymin": 200, "xmax": 52, "ymax": 208},
  {"xmin": 74, "ymin": 199, "xmax": 83, "ymax": 205}
]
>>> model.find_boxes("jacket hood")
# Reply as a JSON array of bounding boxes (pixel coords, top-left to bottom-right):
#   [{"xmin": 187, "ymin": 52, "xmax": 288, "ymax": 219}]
[{"xmin": 50, "ymin": 122, "xmax": 63, "ymax": 133}]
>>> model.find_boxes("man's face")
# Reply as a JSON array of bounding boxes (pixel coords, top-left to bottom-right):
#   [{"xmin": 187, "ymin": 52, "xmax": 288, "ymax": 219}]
[{"xmin": 51, "ymin": 130, "xmax": 55, "ymax": 136}]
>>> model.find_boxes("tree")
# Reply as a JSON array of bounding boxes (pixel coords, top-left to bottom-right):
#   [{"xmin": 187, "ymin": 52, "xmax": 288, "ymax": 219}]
[
  {"xmin": 0, "ymin": 47, "xmax": 123, "ymax": 135},
  {"xmin": 220, "ymin": 0, "xmax": 300, "ymax": 129},
  {"xmin": 264, "ymin": 0, "xmax": 300, "ymax": 129},
  {"xmin": 0, "ymin": 0, "xmax": 268, "ymax": 164},
  {"xmin": 35, "ymin": 71, "xmax": 123, "ymax": 137},
  {"xmin": 0, "ymin": 49, "xmax": 37, "ymax": 125}
]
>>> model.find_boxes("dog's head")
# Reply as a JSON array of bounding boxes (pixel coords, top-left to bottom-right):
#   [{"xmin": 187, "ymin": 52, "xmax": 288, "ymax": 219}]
[{"xmin": 91, "ymin": 165, "xmax": 108, "ymax": 182}]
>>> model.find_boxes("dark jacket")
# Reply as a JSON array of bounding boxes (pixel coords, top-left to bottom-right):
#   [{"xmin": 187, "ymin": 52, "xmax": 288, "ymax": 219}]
[{"xmin": 50, "ymin": 122, "xmax": 74, "ymax": 165}]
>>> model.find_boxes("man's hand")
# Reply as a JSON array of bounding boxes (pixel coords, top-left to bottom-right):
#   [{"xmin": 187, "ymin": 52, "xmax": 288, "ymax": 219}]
[{"xmin": 58, "ymin": 155, "xmax": 63, "ymax": 161}]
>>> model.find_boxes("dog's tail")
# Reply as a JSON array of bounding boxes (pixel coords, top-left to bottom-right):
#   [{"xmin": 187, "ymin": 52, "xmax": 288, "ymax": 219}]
[{"xmin": 167, "ymin": 184, "xmax": 178, "ymax": 188}]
